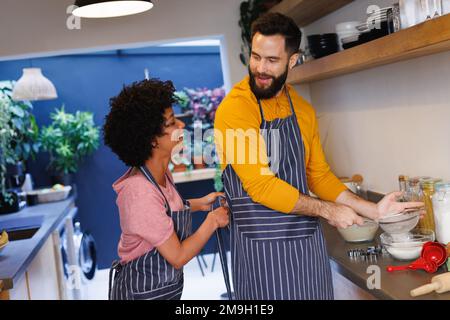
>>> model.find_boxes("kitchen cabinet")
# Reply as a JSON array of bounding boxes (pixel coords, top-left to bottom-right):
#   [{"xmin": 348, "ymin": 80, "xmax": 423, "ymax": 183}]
[
  {"xmin": 322, "ymin": 220, "xmax": 450, "ymax": 300},
  {"xmin": 332, "ymin": 268, "xmax": 377, "ymax": 300},
  {"xmin": 2, "ymin": 232, "xmax": 62, "ymax": 300},
  {"xmin": 0, "ymin": 197, "xmax": 78, "ymax": 300}
]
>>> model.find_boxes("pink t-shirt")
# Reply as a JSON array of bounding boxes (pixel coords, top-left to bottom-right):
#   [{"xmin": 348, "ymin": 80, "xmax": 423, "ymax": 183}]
[{"xmin": 113, "ymin": 168, "xmax": 184, "ymax": 263}]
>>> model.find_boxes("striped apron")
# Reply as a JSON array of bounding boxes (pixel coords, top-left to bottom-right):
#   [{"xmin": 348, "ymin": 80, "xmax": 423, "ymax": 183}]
[
  {"xmin": 109, "ymin": 166, "xmax": 192, "ymax": 300},
  {"xmin": 222, "ymin": 89, "xmax": 334, "ymax": 300}
]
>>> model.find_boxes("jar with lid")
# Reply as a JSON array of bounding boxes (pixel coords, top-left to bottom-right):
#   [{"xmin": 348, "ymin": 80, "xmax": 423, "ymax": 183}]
[
  {"xmin": 432, "ymin": 182, "xmax": 450, "ymax": 244},
  {"xmin": 405, "ymin": 177, "xmax": 423, "ymax": 201},
  {"xmin": 398, "ymin": 175, "xmax": 409, "ymax": 201},
  {"xmin": 419, "ymin": 178, "xmax": 442, "ymax": 231}
]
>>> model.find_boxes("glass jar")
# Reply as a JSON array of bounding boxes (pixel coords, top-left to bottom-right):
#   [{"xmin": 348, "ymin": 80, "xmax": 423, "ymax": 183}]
[
  {"xmin": 419, "ymin": 178, "xmax": 442, "ymax": 232},
  {"xmin": 405, "ymin": 177, "xmax": 423, "ymax": 201},
  {"xmin": 432, "ymin": 182, "xmax": 450, "ymax": 244},
  {"xmin": 398, "ymin": 175, "xmax": 409, "ymax": 201}
]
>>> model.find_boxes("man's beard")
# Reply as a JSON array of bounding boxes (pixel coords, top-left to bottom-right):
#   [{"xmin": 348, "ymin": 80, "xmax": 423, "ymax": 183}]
[{"xmin": 249, "ymin": 65, "xmax": 288, "ymax": 100}]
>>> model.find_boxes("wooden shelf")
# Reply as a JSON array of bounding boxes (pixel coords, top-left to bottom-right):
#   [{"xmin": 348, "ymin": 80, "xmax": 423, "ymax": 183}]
[
  {"xmin": 172, "ymin": 168, "xmax": 216, "ymax": 184},
  {"xmin": 288, "ymin": 14, "xmax": 450, "ymax": 84},
  {"xmin": 269, "ymin": 0, "xmax": 353, "ymax": 27}
]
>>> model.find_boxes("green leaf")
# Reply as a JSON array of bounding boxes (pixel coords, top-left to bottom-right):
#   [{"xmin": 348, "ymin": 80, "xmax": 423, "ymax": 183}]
[{"xmin": 10, "ymin": 105, "xmax": 25, "ymax": 117}]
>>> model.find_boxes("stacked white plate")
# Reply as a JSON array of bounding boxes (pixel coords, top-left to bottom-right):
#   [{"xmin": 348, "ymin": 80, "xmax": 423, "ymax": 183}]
[{"xmin": 335, "ymin": 21, "xmax": 361, "ymax": 50}]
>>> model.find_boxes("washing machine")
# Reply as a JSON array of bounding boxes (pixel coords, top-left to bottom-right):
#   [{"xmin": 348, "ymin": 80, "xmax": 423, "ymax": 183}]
[{"xmin": 60, "ymin": 219, "xmax": 97, "ymax": 300}]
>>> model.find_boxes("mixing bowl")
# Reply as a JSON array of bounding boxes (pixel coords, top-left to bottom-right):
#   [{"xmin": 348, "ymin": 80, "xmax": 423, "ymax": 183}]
[
  {"xmin": 337, "ymin": 219, "xmax": 379, "ymax": 243},
  {"xmin": 380, "ymin": 229, "xmax": 435, "ymax": 261}
]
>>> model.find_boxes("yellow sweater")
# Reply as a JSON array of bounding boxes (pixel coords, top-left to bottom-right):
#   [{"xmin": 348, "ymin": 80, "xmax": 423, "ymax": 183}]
[{"xmin": 214, "ymin": 76, "xmax": 347, "ymax": 213}]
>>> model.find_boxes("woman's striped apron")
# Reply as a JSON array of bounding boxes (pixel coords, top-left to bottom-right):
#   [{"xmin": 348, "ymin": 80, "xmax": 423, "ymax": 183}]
[
  {"xmin": 222, "ymin": 89, "xmax": 334, "ymax": 300},
  {"xmin": 109, "ymin": 166, "xmax": 192, "ymax": 300}
]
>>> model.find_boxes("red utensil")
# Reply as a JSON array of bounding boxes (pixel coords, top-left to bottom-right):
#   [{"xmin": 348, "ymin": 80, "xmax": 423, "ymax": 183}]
[
  {"xmin": 386, "ymin": 259, "xmax": 437, "ymax": 273},
  {"xmin": 387, "ymin": 241, "xmax": 448, "ymax": 273},
  {"xmin": 421, "ymin": 241, "xmax": 447, "ymax": 266}
]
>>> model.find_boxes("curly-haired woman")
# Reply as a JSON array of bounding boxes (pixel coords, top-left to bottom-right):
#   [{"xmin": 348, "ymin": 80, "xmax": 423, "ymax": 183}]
[{"xmin": 104, "ymin": 78, "xmax": 229, "ymax": 300}]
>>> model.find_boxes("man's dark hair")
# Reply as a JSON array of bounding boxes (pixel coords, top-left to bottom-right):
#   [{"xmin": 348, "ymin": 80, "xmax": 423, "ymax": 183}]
[
  {"xmin": 103, "ymin": 78, "xmax": 176, "ymax": 167},
  {"xmin": 251, "ymin": 12, "xmax": 301, "ymax": 55}
]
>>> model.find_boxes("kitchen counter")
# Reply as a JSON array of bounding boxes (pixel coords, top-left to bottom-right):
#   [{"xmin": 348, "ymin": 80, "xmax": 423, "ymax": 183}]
[
  {"xmin": 0, "ymin": 195, "xmax": 76, "ymax": 291},
  {"xmin": 322, "ymin": 220, "xmax": 450, "ymax": 300}
]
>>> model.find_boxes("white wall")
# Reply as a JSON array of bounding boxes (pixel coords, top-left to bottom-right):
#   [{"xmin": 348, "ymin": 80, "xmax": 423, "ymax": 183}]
[
  {"xmin": 298, "ymin": 0, "xmax": 450, "ymax": 193},
  {"xmin": 0, "ymin": 0, "xmax": 248, "ymax": 89}
]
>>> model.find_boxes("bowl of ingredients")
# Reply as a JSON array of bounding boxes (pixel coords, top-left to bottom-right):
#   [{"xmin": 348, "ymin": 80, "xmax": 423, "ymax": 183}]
[
  {"xmin": 380, "ymin": 229, "xmax": 435, "ymax": 261},
  {"xmin": 337, "ymin": 218, "xmax": 379, "ymax": 243},
  {"xmin": 378, "ymin": 210, "xmax": 420, "ymax": 235},
  {"xmin": 27, "ymin": 184, "xmax": 72, "ymax": 204}
]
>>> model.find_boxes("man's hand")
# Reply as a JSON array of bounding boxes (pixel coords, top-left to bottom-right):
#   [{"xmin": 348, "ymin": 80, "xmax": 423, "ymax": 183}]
[
  {"xmin": 323, "ymin": 202, "xmax": 365, "ymax": 229},
  {"xmin": 290, "ymin": 193, "xmax": 364, "ymax": 229},
  {"xmin": 376, "ymin": 191, "xmax": 425, "ymax": 220}
]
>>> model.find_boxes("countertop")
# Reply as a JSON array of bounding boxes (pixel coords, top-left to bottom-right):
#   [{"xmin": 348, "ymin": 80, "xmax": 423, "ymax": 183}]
[
  {"xmin": 0, "ymin": 195, "xmax": 76, "ymax": 291},
  {"xmin": 322, "ymin": 220, "xmax": 450, "ymax": 300}
]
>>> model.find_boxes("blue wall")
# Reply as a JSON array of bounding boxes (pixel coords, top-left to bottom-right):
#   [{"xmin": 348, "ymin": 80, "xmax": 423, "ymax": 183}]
[{"xmin": 0, "ymin": 46, "xmax": 224, "ymax": 268}]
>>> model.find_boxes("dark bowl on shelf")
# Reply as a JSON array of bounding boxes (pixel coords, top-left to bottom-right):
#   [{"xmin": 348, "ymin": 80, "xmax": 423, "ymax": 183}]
[
  {"xmin": 342, "ymin": 40, "xmax": 361, "ymax": 50},
  {"xmin": 307, "ymin": 33, "xmax": 338, "ymax": 41},
  {"xmin": 307, "ymin": 33, "xmax": 339, "ymax": 58},
  {"xmin": 309, "ymin": 45, "xmax": 339, "ymax": 59}
]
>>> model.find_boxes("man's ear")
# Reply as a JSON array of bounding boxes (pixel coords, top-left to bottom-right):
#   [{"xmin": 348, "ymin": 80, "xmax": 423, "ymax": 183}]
[{"xmin": 289, "ymin": 53, "xmax": 299, "ymax": 70}]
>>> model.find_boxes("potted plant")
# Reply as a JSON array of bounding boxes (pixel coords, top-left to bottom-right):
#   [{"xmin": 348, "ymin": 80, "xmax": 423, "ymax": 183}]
[
  {"xmin": 173, "ymin": 90, "xmax": 192, "ymax": 116},
  {"xmin": 0, "ymin": 81, "xmax": 40, "ymax": 214},
  {"xmin": 238, "ymin": 0, "xmax": 282, "ymax": 65},
  {"xmin": 0, "ymin": 96, "xmax": 18, "ymax": 213},
  {"xmin": 40, "ymin": 106, "xmax": 100, "ymax": 185},
  {"xmin": 0, "ymin": 81, "xmax": 40, "ymax": 186}
]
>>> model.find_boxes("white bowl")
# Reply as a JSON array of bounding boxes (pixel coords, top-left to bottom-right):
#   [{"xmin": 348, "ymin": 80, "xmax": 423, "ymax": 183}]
[
  {"xmin": 336, "ymin": 21, "xmax": 361, "ymax": 32},
  {"xmin": 380, "ymin": 229, "xmax": 435, "ymax": 261},
  {"xmin": 341, "ymin": 35, "xmax": 359, "ymax": 44},
  {"xmin": 28, "ymin": 186, "xmax": 72, "ymax": 203},
  {"xmin": 337, "ymin": 219, "xmax": 379, "ymax": 243}
]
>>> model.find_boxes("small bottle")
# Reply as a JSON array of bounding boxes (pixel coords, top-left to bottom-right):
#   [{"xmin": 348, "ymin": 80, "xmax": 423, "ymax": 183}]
[
  {"xmin": 406, "ymin": 177, "xmax": 423, "ymax": 201},
  {"xmin": 398, "ymin": 175, "xmax": 409, "ymax": 201}
]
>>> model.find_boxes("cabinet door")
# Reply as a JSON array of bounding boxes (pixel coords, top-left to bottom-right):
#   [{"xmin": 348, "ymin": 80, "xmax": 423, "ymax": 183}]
[
  {"xmin": 6, "ymin": 273, "xmax": 30, "ymax": 300},
  {"xmin": 26, "ymin": 235, "xmax": 61, "ymax": 300},
  {"xmin": 332, "ymin": 268, "xmax": 377, "ymax": 300}
]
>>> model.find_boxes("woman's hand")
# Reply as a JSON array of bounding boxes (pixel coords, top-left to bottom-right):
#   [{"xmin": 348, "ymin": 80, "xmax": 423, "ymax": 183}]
[
  {"xmin": 208, "ymin": 206, "xmax": 230, "ymax": 229},
  {"xmin": 191, "ymin": 192, "xmax": 225, "ymax": 212},
  {"xmin": 376, "ymin": 191, "xmax": 425, "ymax": 220}
]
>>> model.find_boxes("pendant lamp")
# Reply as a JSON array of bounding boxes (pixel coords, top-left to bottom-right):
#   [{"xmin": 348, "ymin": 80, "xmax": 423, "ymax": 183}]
[
  {"xmin": 72, "ymin": 0, "xmax": 153, "ymax": 18},
  {"xmin": 12, "ymin": 68, "xmax": 58, "ymax": 101}
]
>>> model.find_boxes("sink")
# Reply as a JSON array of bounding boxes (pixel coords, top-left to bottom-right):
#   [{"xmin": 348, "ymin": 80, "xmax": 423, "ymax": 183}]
[
  {"xmin": 4, "ymin": 226, "xmax": 40, "ymax": 241},
  {"xmin": 0, "ymin": 216, "xmax": 43, "ymax": 241}
]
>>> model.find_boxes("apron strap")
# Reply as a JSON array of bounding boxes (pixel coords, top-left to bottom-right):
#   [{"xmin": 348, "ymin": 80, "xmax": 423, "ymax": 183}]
[
  {"xmin": 212, "ymin": 196, "xmax": 233, "ymax": 300},
  {"xmin": 139, "ymin": 166, "xmax": 171, "ymax": 214},
  {"xmin": 108, "ymin": 260, "xmax": 122, "ymax": 300},
  {"xmin": 257, "ymin": 86, "xmax": 297, "ymax": 123},
  {"xmin": 165, "ymin": 172, "xmax": 190, "ymax": 208}
]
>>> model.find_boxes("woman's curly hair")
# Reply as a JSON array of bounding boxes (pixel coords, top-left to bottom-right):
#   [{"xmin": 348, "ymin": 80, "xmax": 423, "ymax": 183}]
[{"xmin": 103, "ymin": 78, "xmax": 177, "ymax": 167}]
